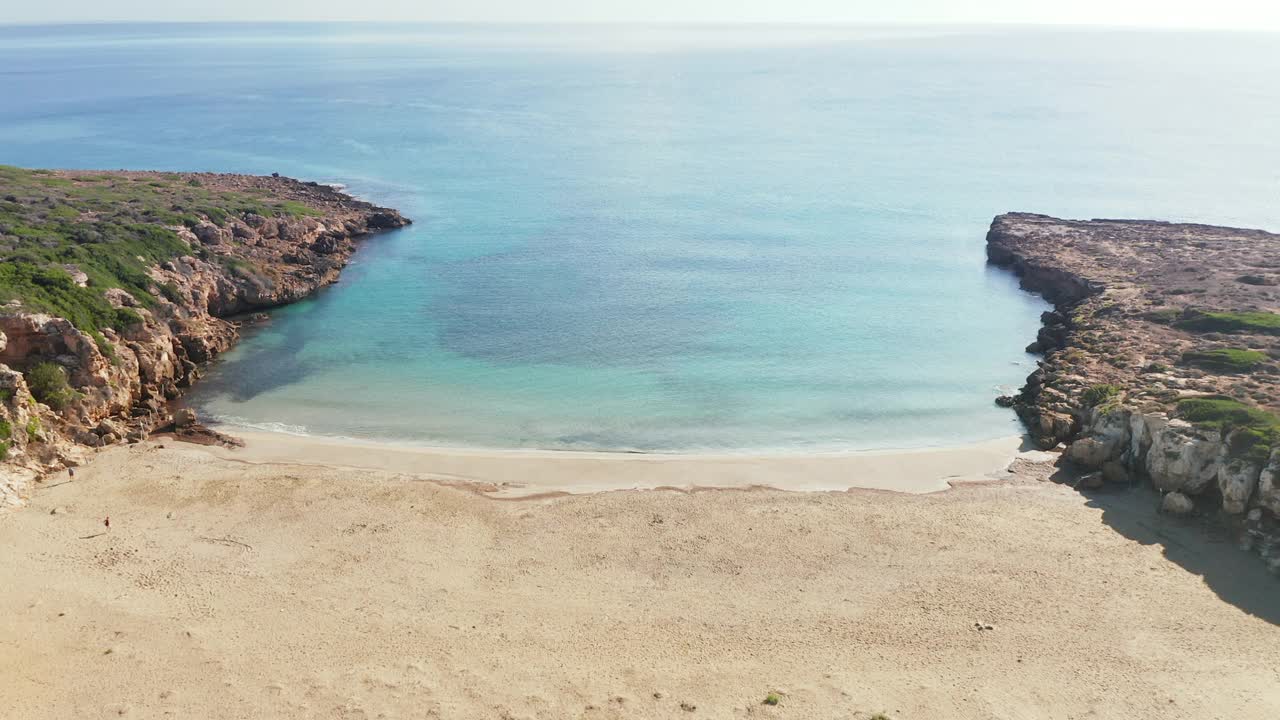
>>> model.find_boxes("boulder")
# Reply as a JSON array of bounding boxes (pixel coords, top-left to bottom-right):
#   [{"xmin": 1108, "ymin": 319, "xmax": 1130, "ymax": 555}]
[
  {"xmin": 1218, "ymin": 457, "xmax": 1262, "ymax": 514},
  {"xmin": 1254, "ymin": 449, "xmax": 1280, "ymax": 515},
  {"xmin": 191, "ymin": 222, "xmax": 227, "ymax": 246},
  {"xmin": 60, "ymin": 264, "xmax": 89, "ymax": 287},
  {"xmin": 1065, "ymin": 410, "xmax": 1130, "ymax": 469},
  {"xmin": 1065, "ymin": 437, "xmax": 1113, "ymax": 469},
  {"xmin": 1161, "ymin": 492, "xmax": 1195, "ymax": 516},
  {"xmin": 94, "ymin": 418, "xmax": 123, "ymax": 438},
  {"xmin": 74, "ymin": 430, "xmax": 103, "ymax": 448},
  {"xmin": 277, "ymin": 220, "xmax": 305, "ymax": 241},
  {"xmin": 103, "ymin": 288, "xmax": 139, "ymax": 308},
  {"xmin": 310, "ymin": 234, "xmax": 345, "ymax": 255},
  {"xmin": 367, "ymin": 211, "xmax": 405, "ymax": 229},
  {"xmin": 1126, "ymin": 412, "xmax": 1160, "ymax": 467},
  {"xmin": 173, "ymin": 407, "xmax": 198, "ymax": 428},
  {"xmin": 1102, "ymin": 460, "xmax": 1129, "ymax": 484},
  {"xmin": 1146, "ymin": 419, "xmax": 1222, "ymax": 495},
  {"xmin": 1026, "ymin": 409, "xmax": 1074, "ymax": 449}
]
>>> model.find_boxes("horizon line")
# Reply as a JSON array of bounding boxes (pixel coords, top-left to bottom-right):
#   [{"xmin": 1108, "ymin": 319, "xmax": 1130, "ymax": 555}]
[{"xmin": 1, "ymin": 19, "xmax": 1278, "ymax": 34}]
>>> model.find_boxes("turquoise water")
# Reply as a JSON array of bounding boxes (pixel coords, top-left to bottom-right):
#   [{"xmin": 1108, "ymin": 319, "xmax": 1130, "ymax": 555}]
[{"xmin": 2, "ymin": 24, "xmax": 1278, "ymax": 452}]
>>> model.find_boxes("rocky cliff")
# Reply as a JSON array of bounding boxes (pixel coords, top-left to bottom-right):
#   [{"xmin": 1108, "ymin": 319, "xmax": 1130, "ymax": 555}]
[
  {"xmin": 0, "ymin": 167, "xmax": 409, "ymax": 505},
  {"xmin": 988, "ymin": 212, "xmax": 1280, "ymax": 571}
]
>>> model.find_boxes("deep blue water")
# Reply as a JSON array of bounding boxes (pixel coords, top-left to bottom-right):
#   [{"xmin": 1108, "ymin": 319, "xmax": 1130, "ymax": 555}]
[{"xmin": 2, "ymin": 23, "xmax": 1278, "ymax": 451}]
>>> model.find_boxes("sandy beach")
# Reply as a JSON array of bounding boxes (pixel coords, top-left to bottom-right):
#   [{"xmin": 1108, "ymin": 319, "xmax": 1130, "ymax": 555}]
[
  {"xmin": 209, "ymin": 429, "xmax": 1035, "ymax": 496},
  {"xmin": 2, "ymin": 436, "xmax": 1278, "ymax": 719}
]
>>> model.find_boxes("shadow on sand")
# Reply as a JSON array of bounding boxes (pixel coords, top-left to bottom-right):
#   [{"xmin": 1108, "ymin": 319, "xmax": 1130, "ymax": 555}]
[{"xmin": 1048, "ymin": 463, "xmax": 1280, "ymax": 627}]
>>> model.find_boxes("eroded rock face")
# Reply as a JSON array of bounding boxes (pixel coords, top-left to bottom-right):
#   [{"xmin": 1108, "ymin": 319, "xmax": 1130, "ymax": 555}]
[
  {"xmin": 0, "ymin": 170, "xmax": 410, "ymax": 504},
  {"xmin": 989, "ymin": 212, "xmax": 1280, "ymax": 566},
  {"xmin": 1218, "ymin": 454, "xmax": 1262, "ymax": 515},
  {"xmin": 1064, "ymin": 409, "xmax": 1130, "ymax": 469},
  {"xmin": 1254, "ymin": 450, "xmax": 1280, "ymax": 515},
  {"xmin": 1145, "ymin": 419, "xmax": 1222, "ymax": 495}
]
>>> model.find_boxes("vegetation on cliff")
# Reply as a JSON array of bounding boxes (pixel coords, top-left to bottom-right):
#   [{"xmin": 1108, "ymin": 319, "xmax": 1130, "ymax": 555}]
[
  {"xmin": 988, "ymin": 213, "xmax": 1280, "ymax": 562},
  {"xmin": 24, "ymin": 363, "xmax": 78, "ymax": 411},
  {"xmin": 0, "ymin": 165, "xmax": 330, "ymax": 340},
  {"xmin": 1181, "ymin": 347, "xmax": 1268, "ymax": 372},
  {"xmin": 1177, "ymin": 310, "xmax": 1280, "ymax": 335},
  {"xmin": 987, "ymin": 212, "xmax": 1280, "ymax": 450},
  {"xmin": 0, "ymin": 166, "xmax": 409, "ymax": 493},
  {"xmin": 1177, "ymin": 396, "xmax": 1280, "ymax": 463}
]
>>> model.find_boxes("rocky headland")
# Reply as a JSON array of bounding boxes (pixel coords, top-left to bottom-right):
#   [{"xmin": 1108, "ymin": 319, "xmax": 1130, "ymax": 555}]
[
  {"xmin": 988, "ymin": 212, "xmax": 1280, "ymax": 569},
  {"xmin": 0, "ymin": 166, "xmax": 409, "ymax": 505}
]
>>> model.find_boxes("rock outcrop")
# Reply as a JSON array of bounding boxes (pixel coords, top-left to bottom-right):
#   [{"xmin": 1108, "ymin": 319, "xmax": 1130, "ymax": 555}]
[
  {"xmin": 0, "ymin": 169, "xmax": 409, "ymax": 504},
  {"xmin": 988, "ymin": 213, "xmax": 1280, "ymax": 571}
]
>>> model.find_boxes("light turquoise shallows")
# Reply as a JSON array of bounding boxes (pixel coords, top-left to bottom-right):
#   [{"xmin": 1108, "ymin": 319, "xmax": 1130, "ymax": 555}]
[{"xmin": 2, "ymin": 24, "xmax": 1277, "ymax": 451}]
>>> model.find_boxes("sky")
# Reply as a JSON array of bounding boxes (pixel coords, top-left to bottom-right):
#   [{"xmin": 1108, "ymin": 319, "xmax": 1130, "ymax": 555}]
[{"xmin": 3, "ymin": 0, "xmax": 1280, "ymax": 30}]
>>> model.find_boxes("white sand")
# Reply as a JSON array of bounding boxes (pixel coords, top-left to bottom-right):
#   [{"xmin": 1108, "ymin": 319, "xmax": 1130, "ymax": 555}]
[
  {"xmin": 209, "ymin": 429, "xmax": 1035, "ymax": 497},
  {"xmin": 1, "ymin": 438, "xmax": 1278, "ymax": 719}
]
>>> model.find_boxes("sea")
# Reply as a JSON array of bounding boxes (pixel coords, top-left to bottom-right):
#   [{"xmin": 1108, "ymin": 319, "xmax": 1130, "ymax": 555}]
[{"xmin": 1, "ymin": 23, "xmax": 1278, "ymax": 452}]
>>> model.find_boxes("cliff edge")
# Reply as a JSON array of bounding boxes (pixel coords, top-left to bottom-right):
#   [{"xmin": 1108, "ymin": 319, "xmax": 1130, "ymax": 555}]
[
  {"xmin": 988, "ymin": 212, "xmax": 1280, "ymax": 570},
  {"xmin": 0, "ymin": 167, "xmax": 409, "ymax": 504}
]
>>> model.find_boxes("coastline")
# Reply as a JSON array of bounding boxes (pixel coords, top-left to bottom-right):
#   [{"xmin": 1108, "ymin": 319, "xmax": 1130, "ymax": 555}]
[
  {"xmin": 0, "ymin": 167, "xmax": 410, "ymax": 505},
  {"xmin": 201, "ymin": 427, "xmax": 1037, "ymax": 497}
]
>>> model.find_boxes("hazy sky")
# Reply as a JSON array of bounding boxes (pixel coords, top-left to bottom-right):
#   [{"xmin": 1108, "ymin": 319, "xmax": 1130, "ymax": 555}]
[{"xmin": 4, "ymin": 0, "xmax": 1280, "ymax": 29}]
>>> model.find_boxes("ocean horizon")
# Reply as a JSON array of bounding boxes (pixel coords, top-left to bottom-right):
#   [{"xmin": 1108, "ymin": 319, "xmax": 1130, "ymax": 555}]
[{"xmin": 2, "ymin": 23, "xmax": 1278, "ymax": 452}]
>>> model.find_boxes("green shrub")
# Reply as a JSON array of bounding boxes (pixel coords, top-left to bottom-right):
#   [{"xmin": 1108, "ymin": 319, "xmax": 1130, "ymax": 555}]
[
  {"xmin": 0, "ymin": 419, "xmax": 10, "ymax": 440},
  {"xmin": 0, "ymin": 441, "xmax": 8, "ymax": 461},
  {"xmin": 763, "ymin": 693, "xmax": 780, "ymax": 706},
  {"xmin": 1177, "ymin": 310, "xmax": 1280, "ymax": 335},
  {"xmin": 1177, "ymin": 396, "xmax": 1280, "ymax": 463},
  {"xmin": 1144, "ymin": 308, "xmax": 1182, "ymax": 324},
  {"xmin": 25, "ymin": 417, "xmax": 40, "ymax": 442},
  {"xmin": 1181, "ymin": 348, "xmax": 1267, "ymax": 372},
  {"xmin": 25, "ymin": 362, "xmax": 79, "ymax": 410},
  {"xmin": 0, "ymin": 165, "xmax": 328, "ymax": 335},
  {"xmin": 1082, "ymin": 384, "xmax": 1121, "ymax": 408},
  {"xmin": 275, "ymin": 200, "xmax": 323, "ymax": 218},
  {"xmin": 158, "ymin": 281, "xmax": 184, "ymax": 303}
]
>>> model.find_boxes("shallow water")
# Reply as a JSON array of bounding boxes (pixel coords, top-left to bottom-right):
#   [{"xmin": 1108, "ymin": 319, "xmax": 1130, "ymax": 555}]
[{"xmin": 2, "ymin": 24, "xmax": 1278, "ymax": 451}]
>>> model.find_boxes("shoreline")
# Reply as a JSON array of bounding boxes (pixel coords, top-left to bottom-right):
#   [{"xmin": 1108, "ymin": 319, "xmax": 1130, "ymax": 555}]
[{"xmin": 198, "ymin": 427, "xmax": 1040, "ymax": 497}]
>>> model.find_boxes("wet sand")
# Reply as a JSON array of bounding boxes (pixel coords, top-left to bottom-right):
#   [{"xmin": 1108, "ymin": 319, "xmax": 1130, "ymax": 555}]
[{"xmin": 207, "ymin": 429, "xmax": 1035, "ymax": 497}]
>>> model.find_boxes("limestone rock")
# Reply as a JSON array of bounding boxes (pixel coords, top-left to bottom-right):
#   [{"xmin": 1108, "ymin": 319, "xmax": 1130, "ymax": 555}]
[
  {"xmin": 1065, "ymin": 437, "xmax": 1113, "ymax": 469},
  {"xmin": 1253, "ymin": 449, "xmax": 1280, "ymax": 515},
  {"xmin": 1102, "ymin": 460, "xmax": 1129, "ymax": 484},
  {"xmin": 1065, "ymin": 410, "xmax": 1130, "ymax": 469},
  {"xmin": 1161, "ymin": 492, "xmax": 1195, "ymax": 515},
  {"xmin": 60, "ymin": 264, "xmax": 89, "ymax": 287},
  {"xmin": 173, "ymin": 408, "xmax": 198, "ymax": 428},
  {"xmin": 103, "ymin": 288, "xmax": 139, "ymax": 308},
  {"xmin": 191, "ymin": 222, "xmax": 228, "ymax": 246},
  {"xmin": 1218, "ymin": 456, "xmax": 1262, "ymax": 514},
  {"xmin": 1145, "ymin": 420, "xmax": 1221, "ymax": 495}
]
